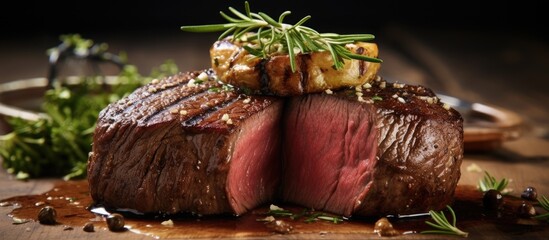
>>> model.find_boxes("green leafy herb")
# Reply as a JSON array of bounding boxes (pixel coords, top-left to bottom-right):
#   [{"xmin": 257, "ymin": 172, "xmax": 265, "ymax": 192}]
[
  {"xmin": 180, "ymin": 1, "xmax": 382, "ymax": 72},
  {"xmin": 371, "ymin": 95, "xmax": 383, "ymax": 101},
  {"xmin": 421, "ymin": 205, "xmax": 468, "ymax": 238},
  {"xmin": 258, "ymin": 204, "xmax": 344, "ymax": 224},
  {"xmin": 208, "ymin": 82, "xmax": 236, "ymax": 93},
  {"xmin": 533, "ymin": 195, "xmax": 549, "ymax": 221},
  {"xmin": 478, "ymin": 171, "xmax": 509, "ymax": 193},
  {"xmin": 0, "ymin": 35, "xmax": 179, "ymax": 180}
]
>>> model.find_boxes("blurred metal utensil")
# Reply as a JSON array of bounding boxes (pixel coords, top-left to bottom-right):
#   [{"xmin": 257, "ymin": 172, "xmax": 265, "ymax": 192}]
[{"xmin": 437, "ymin": 92, "xmax": 522, "ymax": 151}]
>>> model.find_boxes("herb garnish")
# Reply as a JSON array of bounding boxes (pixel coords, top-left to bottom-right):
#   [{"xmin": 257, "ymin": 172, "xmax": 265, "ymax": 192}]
[
  {"xmin": 0, "ymin": 35, "xmax": 178, "ymax": 180},
  {"xmin": 421, "ymin": 205, "xmax": 469, "ymax": 238},
  {"xmin": 534, "ymin": 195, "xmax": 549, "ymax": 221},
  {"xmin": 180, "ymin": 1, "xmax": 382, "ymax": 72},
  {"xmin": 371, "ymin": 95, "xmax": 383, "ymax": 101},
  {"xmin": 258, "ymin": 204, "xmax": 344, "ymax": 224},
  {"xmin": 478, "ymin": 171, "xmax": 509, "ymax": 193}
]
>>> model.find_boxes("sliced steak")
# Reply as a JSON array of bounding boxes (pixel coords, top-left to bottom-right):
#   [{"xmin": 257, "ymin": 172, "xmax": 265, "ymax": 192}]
[
  {"xmin": 282, "ymin": 78, "xmax": 463, "ymax": 217},
  {"xmin": 87, "ymin": 70, "xmax": 283, "ymax": 216}
]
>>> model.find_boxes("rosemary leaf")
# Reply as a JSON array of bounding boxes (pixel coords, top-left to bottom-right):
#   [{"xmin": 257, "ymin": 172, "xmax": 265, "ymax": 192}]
[
  {"xmin": 478, "ymin": 171, "xmax": 509, "ymax": 193},
  {"xmin": 539, "ymin": 195, "xmax": 549, "ymax": 210},
  {"xmin": 229, "ymin": 6, "xmax": 251, "ymax": 21},
  {"xmin": 284, "ymin": 30, "xmax": 297, "ymax": 71},
  {"xmin": 421, "ymin": 205, "xmax": 468, "ymax": 238},
  {"xmin": 534, "ymin": 195, "xmax": 549, "ymax": 221}
]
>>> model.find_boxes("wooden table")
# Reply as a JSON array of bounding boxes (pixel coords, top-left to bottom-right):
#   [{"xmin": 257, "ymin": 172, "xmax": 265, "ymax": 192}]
[{"xmin": 1, "ymin": 24, "xmax": 548, "ymax": 239}]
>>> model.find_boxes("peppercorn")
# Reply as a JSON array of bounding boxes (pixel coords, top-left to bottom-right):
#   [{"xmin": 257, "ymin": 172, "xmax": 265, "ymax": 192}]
[
  {"xmin": 517, "ymin": 201, "xmax": 536, "ymax": 218},
  {"xmin": 483, "ymin": 189, "xmax": 503, "ymax": 210},
  {"xmin": 521, "ymin": 186, "xmax": 538, "ymax": 201},
  {"xmin": 374, "ymin": 217, "xmax": 400, "ymax": 237},
  {"xmin": 106, "ymin": 213, "xmax": 125, "ymax": 232},
  {"xmin": 37, "ymin": 206, "xmax": 57, "ymax": 225},
  {"xmin": 83, "ymin": 222, "xmax": 95, "ymax": 232}
]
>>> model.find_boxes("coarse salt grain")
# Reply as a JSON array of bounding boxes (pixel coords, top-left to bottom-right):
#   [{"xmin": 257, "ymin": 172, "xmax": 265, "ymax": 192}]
[
  {"xmin": 221, "ymin": 113, "xmax": 230, "ymax": 121},
  {"xmin": 325, "ymin": 89, "xmax": 333, "ymax": 94},
  {"xmin": 393, "ymin": 83, "xmax": 405, "ymax": 88},
  {"xmin": 243, "ymin": 98, "xmax": 251, "ymax": 104},
  {"xmin": 197, "ymin": 72, "xmax": 209, "ymax": 81},
  {"xmin": 443, "ymin": 103, "xmax": 451, "ymax": 110},
  {"xmin": 187, "ymin": 79, "xmax": 196, "ymax": 87},
  {"xmin": 397, "ymin": 97, "xmax": 406, "ymax": 103},
  {"xmin": 161, "ymin": 219, "xmax": 174, "ymax": 226}
]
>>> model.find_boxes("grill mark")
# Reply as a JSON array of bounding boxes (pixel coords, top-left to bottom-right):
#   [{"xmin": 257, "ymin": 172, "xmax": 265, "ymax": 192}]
[
  {"xmin": 259, "ymin": 58, "xmax": 270, "ymax": 94},
  {"xmin": 356, "ymin": 47, "xmax": 365, "ymax": 76},
  {"xmin": 140, "ymin": 87, "xmax": 218, "ymax": 124},
  {"xmin": 141, "ymin": 83, "xmax": 216, "ymax": 122},
  {"xmin": 182, "ymin": 95, "xmax": 240, "ymax": 128},
  {"xmin": 104, "ymin": 74, "xmax": 191, "ymax": 116},
  {"xmin": 299, "ymin": 55, "xmax": 310, "ymax": 92},
  {"xmin": 228, "ymin": 48, "xmax": 242, "ymax": 68},
  {"xmin": 121, "ymin": 75, "xmax": 198, "ymax": 117}
]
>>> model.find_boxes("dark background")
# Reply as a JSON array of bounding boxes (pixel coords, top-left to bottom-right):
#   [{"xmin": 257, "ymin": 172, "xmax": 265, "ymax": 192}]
[{"xmin": 2, "ymin": 0, "xmax": 546, "ymax": 38}]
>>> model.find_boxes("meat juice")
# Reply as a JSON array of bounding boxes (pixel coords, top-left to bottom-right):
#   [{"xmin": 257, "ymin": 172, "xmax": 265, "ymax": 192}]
[{"xmin": 1, "ymin": 180, "xmax": 546, "ymax": 238}]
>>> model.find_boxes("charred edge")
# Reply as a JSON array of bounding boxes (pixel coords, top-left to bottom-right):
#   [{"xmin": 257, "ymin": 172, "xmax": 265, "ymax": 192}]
[
  {"xmin": 299, "ymin": 55, "xmax": 310, "ymax": 92},
  {"xmin": 181, "ymin": 95, "xmax": 240, "ymax": 128},
  {"xmin": 122, "ymin": 76, "xmax": 197, "ymax": 116},
  {"xmin": 126, "ymin": 73, "xmax": 197, "ymax": 107},
  {"xmin": 356, "ymin": 47, "xmax": 365, "ymax": 76},
  {"xmin": 228, "ymin": 47, "xmax": 242, "ymax": 69},
  {"xmin": 140, "ymin": 87, "xmax": 216, "ymax": 123},
  {"xmin": 259, "ymin": 58, "xmax": 271, "ymax": 94}
]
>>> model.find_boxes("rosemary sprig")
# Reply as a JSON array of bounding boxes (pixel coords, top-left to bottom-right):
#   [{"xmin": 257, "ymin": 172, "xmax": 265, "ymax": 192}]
[
  {"xmin": 533, "ymin": 195, "xmax": 549, "ymax": 221},
  {"xmin": 180, "ymin": 1, "xmax": 382, "ymax": 72},
  {"xmin": 258, "ymin": 204, "xmax": 344, "ymax": 224},
  {"xmin": 421, "ymin": 205, "xmax": 469, "ymax": 238},
  {"xmin": 478, "ymin": 171, "xmax": 509, "ymax": 193}
]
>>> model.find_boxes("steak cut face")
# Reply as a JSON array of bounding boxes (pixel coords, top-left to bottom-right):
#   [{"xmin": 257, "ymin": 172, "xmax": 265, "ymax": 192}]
[
  {"xmin": 87, "ymin": 70, "xmax": 283, "ymax": 216},
  {"xmin": 282, "ymin": 78, "xmax": 463, "ymax": 217}
]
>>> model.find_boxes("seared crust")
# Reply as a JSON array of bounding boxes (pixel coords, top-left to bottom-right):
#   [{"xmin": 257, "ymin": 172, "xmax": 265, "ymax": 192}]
[{"xmin": 210, "ymin": 39, "xmax": 381, "ymax": 96}]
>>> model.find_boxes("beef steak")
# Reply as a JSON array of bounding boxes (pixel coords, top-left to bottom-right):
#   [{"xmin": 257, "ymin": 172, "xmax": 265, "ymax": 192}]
[
  {"xmin": 282, "ymin": 78, "xmax": 463, "ymax": 217},
  {"xmin": 88, "ymin": 70, "xmax": 463, "ymax": 217},
  {"xmin": 87, "ymin": 70, "xmax": 283, "ymax": 215}
]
